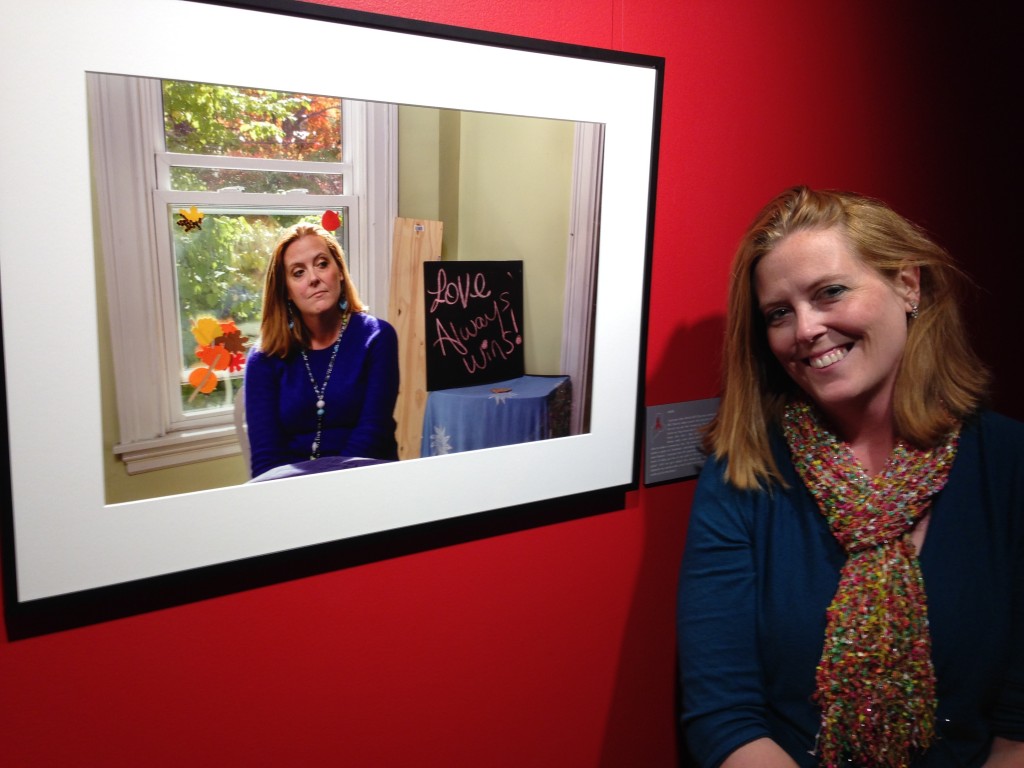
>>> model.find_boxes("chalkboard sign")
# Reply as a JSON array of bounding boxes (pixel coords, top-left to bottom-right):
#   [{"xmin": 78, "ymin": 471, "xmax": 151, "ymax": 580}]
[{"xmin": 424, "ymin": 260, "xmax": 525, "ymax": 391}]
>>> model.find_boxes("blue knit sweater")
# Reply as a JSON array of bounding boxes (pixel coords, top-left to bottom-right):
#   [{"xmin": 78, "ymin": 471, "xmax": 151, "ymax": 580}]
[
  {"xmin": 243, "ymin": 312, "xmax": 399, "ymax": 478},
  {"xmin": 677, "ymin": 411, "xmax": 1024, "ymax": 767}
]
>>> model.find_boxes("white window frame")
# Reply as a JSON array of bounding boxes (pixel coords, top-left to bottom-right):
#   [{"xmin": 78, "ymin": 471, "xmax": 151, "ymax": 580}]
[{"xmin": 88, "ymin": 73, "xmax": 396, "ymax": 473}]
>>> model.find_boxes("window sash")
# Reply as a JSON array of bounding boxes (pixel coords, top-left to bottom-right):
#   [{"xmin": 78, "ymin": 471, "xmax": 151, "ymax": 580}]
[
  {"xmin": 152, "ymin": 192, "xmax": 359, "ymax": 430},
  {"xmin": 157, "ymin": 152, "xmax": 352, "ymax": 178}
]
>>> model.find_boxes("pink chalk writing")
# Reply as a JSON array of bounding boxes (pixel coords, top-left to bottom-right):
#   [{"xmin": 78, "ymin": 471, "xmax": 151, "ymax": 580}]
[
  {"xmin": 424, "ymin": 261, "xmax": 524, "ymax": 389},
  {"xmin": 427, "ymin": 268, "xmax": 492, "ymax": 314}
]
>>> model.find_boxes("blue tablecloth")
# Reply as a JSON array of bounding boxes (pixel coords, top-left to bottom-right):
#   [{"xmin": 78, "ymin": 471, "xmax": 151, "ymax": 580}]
[{"xmin": 421, "ymin": 375, "xmax": 571, "ymax": 456}]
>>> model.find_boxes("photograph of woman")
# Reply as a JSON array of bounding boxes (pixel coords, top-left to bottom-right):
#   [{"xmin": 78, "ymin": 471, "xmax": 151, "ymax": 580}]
[
  {"xmin": 677, "ymin": 187, "xmax": 1024, "ymax": 767},
  {"xmin": 244, "ymin": 223, "xmax": 399, "ymax": 479}
]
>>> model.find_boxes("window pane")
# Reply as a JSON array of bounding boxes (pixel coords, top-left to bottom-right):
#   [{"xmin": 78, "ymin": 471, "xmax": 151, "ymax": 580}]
[
  {"xmin": 169, "ymin": 208, "xmax": 349, "ymax": 414},
  {"xmin": 169, "ymin": 167, "xmax": 344, "ymax": 194},
  {"xmin": 162, "ymin": 80, "xmax": 342, "ymax": 162}
]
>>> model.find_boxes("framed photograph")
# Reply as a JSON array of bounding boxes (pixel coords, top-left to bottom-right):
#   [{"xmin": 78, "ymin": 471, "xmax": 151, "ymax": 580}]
[{"xmin": 0, "ymin": 0, "xmax": 662, "ymax": 608}]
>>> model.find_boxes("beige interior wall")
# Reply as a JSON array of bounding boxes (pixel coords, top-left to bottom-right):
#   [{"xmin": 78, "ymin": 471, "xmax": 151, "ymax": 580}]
[
  {"xmin": 397, "ymin": 105, "xmax": 441, "ymax": 221},
  {"xmin": 438, "ymin": 109, "xmax": 463, "ymax": 260},
  {"xmin": 398, "ymin": 106, "xmax": 574, "ymax": 375},
  {"xmin": 452, "ymin": 111, "xmax": 573, "ymax": 375}
]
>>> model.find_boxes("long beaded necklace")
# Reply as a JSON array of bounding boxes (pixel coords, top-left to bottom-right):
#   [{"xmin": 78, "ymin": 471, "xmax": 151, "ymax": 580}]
[{"xmin": 299, "ymin": 311, "xmax": 350, "ymax": 460}]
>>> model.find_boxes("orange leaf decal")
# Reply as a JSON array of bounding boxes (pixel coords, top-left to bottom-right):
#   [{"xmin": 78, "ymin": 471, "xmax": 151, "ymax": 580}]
[
  {"xmin": 188, "ymin": 366, "xmax": 218, "ymax": 395},
  {"xmin": 196, "ymin": 343, "xmax": 232, "ymax": 371}
]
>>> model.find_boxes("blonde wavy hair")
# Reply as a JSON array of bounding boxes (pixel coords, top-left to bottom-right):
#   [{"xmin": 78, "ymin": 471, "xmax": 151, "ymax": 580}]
[
  {"xmin": 258, "ymin": 223, "xmax": 366, "ymax": 359},
  {"xmin": 706, "ymin": 186, "xmax": 989, "ymax": 489}
]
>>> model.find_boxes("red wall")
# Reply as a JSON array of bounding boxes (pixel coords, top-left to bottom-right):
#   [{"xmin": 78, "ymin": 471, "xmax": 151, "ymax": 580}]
[{"xmin": 1, "ymin": 2, "xmax": 1016, "ymax": 765}]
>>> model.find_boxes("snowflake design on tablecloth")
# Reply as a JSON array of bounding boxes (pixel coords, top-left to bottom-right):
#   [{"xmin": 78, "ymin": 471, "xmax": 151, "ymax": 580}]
[
  {"xmin": 488, "ymin": 390, "xmax": 518, "ymax": 405},
  {"xmin": 430, "ymin": 425, "xmax": 453, "ymax": 456}
]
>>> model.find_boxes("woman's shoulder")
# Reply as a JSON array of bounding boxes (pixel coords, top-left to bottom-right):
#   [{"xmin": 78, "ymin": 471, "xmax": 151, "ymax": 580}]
[
  {"xmin": 688, "ymin": 450, "xmax": 807, "ymax": 553},
  {"xmin": 349, "ymin": 311, "xmax": 397, "ymax": 340},
  {"xmin": 694, "ymin": 431, "xmax": 807, "ymax": 513},
  {"xmin": 246, "ymin": 342, "xmax": 295, "ymax": 368},
  {"xmin": 245, "ymin": 344, "xmax": 275, "ymax": 366},
  {"xmin": 965, "ymin": 409, "xmax": 1024, "ymax": 448},
  {"xmin": 694, "ymin": 450, "xmax": 775, "ymax": 506},
  {"xmin": 957, "ymin": 410, "xmax": 1024, "ymax": 486}
]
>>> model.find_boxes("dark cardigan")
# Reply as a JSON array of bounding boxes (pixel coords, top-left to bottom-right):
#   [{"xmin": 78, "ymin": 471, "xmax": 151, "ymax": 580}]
[{"xmin": 678, "ymin": 411, "xmax": 1024, "ymax": 767}]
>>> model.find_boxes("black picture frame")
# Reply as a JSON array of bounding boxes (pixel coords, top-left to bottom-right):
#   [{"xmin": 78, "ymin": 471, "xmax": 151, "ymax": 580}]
[{"xmin": 0, "ymin": 0, "xmax": 663, "ymax": 628}]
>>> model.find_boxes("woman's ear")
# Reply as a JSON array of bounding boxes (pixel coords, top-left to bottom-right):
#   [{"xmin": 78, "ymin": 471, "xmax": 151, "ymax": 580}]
[{"xmin": 898, "ymin": 266, "xmax": 921, "ymax": 311}]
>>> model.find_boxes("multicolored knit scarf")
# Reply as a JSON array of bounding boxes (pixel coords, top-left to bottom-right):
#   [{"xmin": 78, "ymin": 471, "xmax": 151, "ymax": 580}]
[{"xmin": 783, "ymin": 401, "xmax": 960, "ymax": 768}]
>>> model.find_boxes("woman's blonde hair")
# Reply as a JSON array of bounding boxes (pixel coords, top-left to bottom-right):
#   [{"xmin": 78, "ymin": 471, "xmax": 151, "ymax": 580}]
[
  {"xmin": 258, "ymin": 223, "xmax": 366, "ymax": 359},
  {"xmin": 707, "ymin": 186, "xmax": 989, "ymax": 489}
]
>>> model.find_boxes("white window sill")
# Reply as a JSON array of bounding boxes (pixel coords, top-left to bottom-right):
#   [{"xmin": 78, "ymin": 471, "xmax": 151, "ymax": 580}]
[{"xmin": 114, "ymin": 425, "xmax": 241, "ymax": 475}]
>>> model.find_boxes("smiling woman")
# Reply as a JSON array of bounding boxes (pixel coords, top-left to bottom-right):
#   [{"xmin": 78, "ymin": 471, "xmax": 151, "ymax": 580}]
[
  {"xmin": 677, "ymin": 186, "xmax": 1024, "ymax": 768},
  {"xmin": 754, "ymin": 226, "xmax": 920, "ymax": 464}
]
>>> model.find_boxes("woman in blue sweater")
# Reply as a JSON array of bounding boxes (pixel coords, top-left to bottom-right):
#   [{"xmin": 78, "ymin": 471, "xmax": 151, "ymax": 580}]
[
  {"xmin": 677, "ymin": 187, "xmax": 1024, "ymax": 767},
  {"xmin": 244, "ymin": 223, "xmax": 399, "ymax": 478}
]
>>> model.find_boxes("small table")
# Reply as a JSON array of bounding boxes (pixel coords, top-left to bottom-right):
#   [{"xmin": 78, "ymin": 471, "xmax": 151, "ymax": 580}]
[{"xmin": 421, "ymin": 375, "xmax": 571, "ymax": 457}]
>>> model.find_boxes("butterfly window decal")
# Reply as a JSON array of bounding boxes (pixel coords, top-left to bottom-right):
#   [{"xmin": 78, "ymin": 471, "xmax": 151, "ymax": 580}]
[{"xmin": 176, "ymin": 205, "xmax": 205, "ymax": 232}]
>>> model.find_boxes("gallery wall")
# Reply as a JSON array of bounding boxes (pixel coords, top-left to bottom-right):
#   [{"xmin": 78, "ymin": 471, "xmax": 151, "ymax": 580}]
[{"xmin": 1, "ymin": 1, "xmax": 1016, "ymax": 766}]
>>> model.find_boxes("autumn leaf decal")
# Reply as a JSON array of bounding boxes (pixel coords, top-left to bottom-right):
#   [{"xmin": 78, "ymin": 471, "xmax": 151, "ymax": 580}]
[
  {"xmin": 186, "ymin": 315, "xmax": 249, "ymax": 401},
  {"xmin": 196, "ymin": 344, "xmax": 232, "ymax": 370},
  {"xmin": 191, "ymin": 316, "xmax": 223, "ymax": 347}
]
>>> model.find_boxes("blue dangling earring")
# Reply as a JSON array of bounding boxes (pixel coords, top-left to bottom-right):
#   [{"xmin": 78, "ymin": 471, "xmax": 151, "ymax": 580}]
[
  {"xmin": 287, "ymin": 301, "xmax": 296, "ymax": 330},
  {"xmin": 339, "ymin": 297, "xmax": 349, "ymax": 312}
]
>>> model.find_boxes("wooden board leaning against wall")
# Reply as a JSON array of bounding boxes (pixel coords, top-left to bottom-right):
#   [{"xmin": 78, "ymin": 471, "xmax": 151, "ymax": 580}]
[{"xmin": 388, "ymin": 217, "xmax": 443, "ymax": 460}]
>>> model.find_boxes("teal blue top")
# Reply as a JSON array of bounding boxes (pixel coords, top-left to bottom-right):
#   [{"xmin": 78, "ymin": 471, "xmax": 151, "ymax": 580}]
[{"xmin": 677, "ymin": 411, "xmax": 1024, "ymax": 767}]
